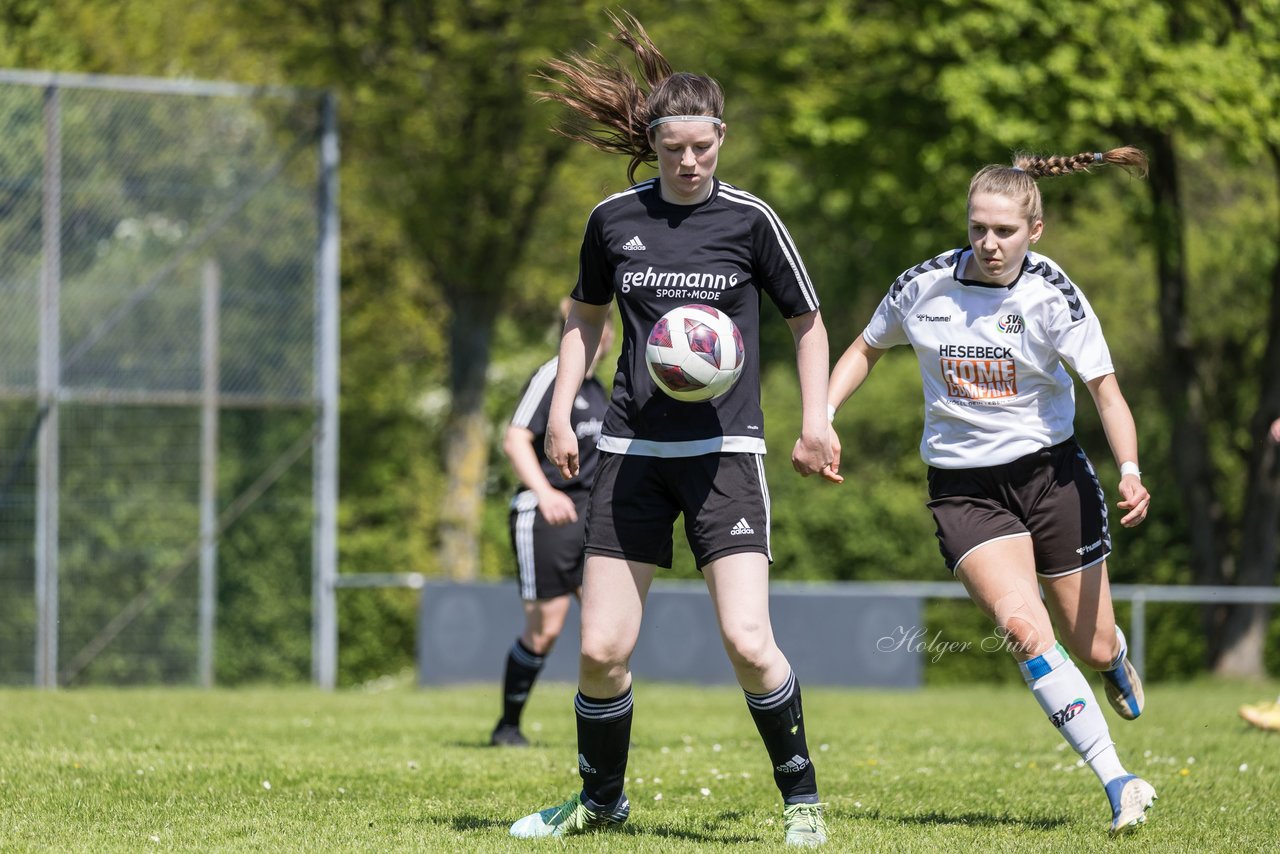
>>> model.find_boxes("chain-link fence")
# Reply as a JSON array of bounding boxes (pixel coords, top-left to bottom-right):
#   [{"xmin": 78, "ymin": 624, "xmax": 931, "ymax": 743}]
[{"xmin": 0, "ymin": 71, "xmax": 338, "ymax": 688}]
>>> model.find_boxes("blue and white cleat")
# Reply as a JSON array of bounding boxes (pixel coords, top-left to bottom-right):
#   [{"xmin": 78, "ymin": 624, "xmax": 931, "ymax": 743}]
[
  {"xmin": 1106, "ymin": 775, "xmax": 1156, "ymax": 834},
  {"xmin": 1101, "ymin": 649, "xmax": 1145, "ymax": 720},
  {"xmin": 509, "ymin": 791, "xmax": 629, "ymax": 838}
]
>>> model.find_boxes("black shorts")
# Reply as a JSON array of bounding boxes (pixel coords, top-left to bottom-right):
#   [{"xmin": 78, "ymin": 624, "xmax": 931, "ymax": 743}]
[
  {"xmin": 508, "ymin": 489, "xmax": 590, "ymax": 600},
  {"xmin": 926, "ymin": 437, "xmax": 1111, "ymax": 577},
  {"xmin": 584, "ymin": 451, "xmax": 771, "ymax": 569}
]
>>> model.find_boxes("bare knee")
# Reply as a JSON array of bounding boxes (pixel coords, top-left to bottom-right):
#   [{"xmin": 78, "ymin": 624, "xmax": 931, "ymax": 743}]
[
  {"xmin": 579, "ymin": 635, "xmax": 630, "ymax": 684},
  {"xmin": 991, "ymin": 587, "xmax": 1053, "ymax": 659},
  {"xmin": 995, "ymin": 620, "xmax": 1053, "ymax": 659},
  {"xmin": 721, "ymin": 623, "xmax": 778, "ymax": 675}
]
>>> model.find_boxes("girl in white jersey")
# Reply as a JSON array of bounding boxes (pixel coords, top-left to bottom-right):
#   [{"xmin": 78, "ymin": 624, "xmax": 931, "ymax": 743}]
[
  {"xmin": 828, "ymin": 147, "xmax": 1157, "ymax": 835},
  {"xmin": 510, "ymin": 13, "xmax": 834, "ymax": 847}
]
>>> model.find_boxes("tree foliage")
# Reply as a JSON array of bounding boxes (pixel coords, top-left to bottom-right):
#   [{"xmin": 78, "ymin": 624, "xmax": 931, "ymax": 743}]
[{"xmin": 0, "ymin": 0, "xmax": 1276, "ymax": 683}]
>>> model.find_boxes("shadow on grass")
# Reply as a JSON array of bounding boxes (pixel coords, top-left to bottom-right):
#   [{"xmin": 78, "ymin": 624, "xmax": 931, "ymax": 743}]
[
  {"xmin": 430, "ymin": 809, "xmax": 761, "ymax": 843},
  {"xmin": 438, "ymin": 739, "xmax": 572, "ymax": 750},
  {"xmin": 862, "ymin": 808, "xmax": 1067, "ymax": 831}
]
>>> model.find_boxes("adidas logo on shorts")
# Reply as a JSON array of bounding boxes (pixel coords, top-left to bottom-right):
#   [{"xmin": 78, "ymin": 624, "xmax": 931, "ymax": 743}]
[
  {"xmin": 730, "ymin": 517, "xmax": 755, "ymax": 536},
  {"xmin": 622, "ymin": 235, "xmax": 646, "ymax": 251},
  {"xmin": 775, "ymin": 754, "xmax": 810, "ymax": 774}
]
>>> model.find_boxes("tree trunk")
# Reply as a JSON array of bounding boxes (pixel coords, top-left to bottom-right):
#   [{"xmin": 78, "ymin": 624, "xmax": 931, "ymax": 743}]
[
  {"xmin": 437, "ymin": 291, "xmax": 495, "ymax": 581},
  {"xmin": 1144, "ymin": 132, "xmax": 1234, "ymax": 657},
  {"xmin": 1212, "ymin": 146, "xmax": 1280, "ymax": 677}
]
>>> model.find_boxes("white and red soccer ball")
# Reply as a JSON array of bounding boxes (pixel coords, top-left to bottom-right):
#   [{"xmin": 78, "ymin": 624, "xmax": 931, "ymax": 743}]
[{"xmin": 645, "ymin": 304, "xmax": 745, "ymax": 402}]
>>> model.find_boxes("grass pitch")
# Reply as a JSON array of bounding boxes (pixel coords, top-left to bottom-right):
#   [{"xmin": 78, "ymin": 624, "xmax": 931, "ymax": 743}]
[{"xmin": 1, "ymin": 677, "xmax": 1276, "ymax": 851}]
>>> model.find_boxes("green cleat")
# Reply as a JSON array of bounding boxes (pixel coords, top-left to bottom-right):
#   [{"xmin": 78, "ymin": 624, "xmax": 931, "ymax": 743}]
[
  {"xmin": 509, "ymin": 791, "xmax": 629, "ymax": 838},
  {"xmin": 783, "ymin": 801, "xmax": 828, "ymax": 847}
]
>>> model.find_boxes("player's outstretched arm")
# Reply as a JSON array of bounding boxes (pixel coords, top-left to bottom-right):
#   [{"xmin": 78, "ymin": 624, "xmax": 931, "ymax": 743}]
[
  {"xmin": 827, "ymin": 334, "xmax": 887, "ymax": 416},
  {"xmin": 545, "ymin": 300, "xmax": 609, "ymax": 480},
  {"xmin": 1086, "ymin": 373, "xmax": 1150, "ymax": 527}
]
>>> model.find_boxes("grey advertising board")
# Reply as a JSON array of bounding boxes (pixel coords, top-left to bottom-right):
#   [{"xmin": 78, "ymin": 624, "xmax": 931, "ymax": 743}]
[{"xmin": 418, "ymin": 581, "xmax": 922, "ymax": 688}]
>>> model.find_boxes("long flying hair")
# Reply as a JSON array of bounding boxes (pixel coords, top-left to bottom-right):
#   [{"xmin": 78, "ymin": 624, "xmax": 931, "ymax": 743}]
[{"xmin": 535, "ymin": 12, "xmax": 724, "ymax": 183}]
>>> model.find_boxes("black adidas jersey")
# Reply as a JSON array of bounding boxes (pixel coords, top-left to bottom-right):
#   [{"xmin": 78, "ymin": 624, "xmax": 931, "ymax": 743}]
[
  {"xmin": 510, "ymin": 357, "xmax": 608, "ymax": 492},
  {"xmin": 572, "ymin": 178, "xmax": 819, "ymax": 457}
]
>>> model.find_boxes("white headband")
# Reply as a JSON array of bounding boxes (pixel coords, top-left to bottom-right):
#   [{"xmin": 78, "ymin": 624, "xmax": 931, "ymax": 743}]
[{"xmin": 647, "ymin": 115, "xmax": 723, "ymax": 130}]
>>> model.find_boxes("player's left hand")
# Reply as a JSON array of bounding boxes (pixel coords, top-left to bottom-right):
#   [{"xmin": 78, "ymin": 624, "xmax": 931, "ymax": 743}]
[{"xmin": 1116, "ymin": 475, "xmax": 1150, "ymax": 527}]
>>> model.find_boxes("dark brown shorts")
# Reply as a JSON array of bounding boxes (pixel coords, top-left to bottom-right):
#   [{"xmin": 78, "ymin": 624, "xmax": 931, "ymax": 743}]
[
  {"xmin": 926, "ymin": 437, "xmax": 1111, "ymax": 577},
  {"xmin": 584, "ymin": 451, "xmax": 771, "ymax": 569}
]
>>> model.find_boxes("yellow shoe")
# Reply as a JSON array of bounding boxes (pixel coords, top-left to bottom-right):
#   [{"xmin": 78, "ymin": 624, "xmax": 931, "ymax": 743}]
[{"xmin": 1239, "ymin": 701, "xmax": 1280, "ymax": 732}]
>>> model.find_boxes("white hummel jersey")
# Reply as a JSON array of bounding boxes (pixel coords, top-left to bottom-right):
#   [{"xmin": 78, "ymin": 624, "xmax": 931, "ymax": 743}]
[{"xmin": 863, "ymin": 249, "xmax": 1114, "ymax": 468}]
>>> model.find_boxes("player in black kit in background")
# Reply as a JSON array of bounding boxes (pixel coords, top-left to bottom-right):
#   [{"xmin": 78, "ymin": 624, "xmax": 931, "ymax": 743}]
[
  {"xmin": 491, "ymin": 301, "xmax": 613, "ymax": 748},
  {"xmin": 509, "ymin": 13, "xmax": 837, "ymax": 847}
]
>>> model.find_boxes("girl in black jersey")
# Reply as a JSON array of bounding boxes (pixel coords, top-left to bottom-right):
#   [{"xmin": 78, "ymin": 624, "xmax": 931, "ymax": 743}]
[
  {"xmin": 828, "ymin": 148, "xmax": 1156, "ymax": 835},
  {"xmin": 509, "ymin": 13, "xmax": 835, "ymax": 847},
  {"xmin": 490, "ymin": 303, "xmax": 612, "ymax": 748}
]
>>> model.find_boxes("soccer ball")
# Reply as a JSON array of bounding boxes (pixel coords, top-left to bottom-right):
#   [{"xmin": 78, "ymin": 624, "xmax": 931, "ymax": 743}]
[{"xmin": 645, "ymin": 304, "xmax": 745, "ymax": 402}]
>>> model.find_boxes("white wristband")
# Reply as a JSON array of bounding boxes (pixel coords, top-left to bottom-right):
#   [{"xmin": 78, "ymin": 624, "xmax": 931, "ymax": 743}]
[
  {"xmin": 1120, "ymin": 461, "xmax": 1142, "ymax": 479},
  {"xmin": 827, "ymin": 404, "xmax": 837, "ymax": 424}
]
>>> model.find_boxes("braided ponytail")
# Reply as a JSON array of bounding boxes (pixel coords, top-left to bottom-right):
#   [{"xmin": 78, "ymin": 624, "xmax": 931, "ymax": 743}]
[
  {"xmin": 1014, "ymin": 146, "xmax": 1149, "ymax": 179},
  {"xmin": 971, "ymin": 146, "xmax": 1149, "ymax": 223}
]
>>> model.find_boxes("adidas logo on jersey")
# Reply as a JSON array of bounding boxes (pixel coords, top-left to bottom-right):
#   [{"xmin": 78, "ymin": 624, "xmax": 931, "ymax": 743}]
[
  {"xmin": 775, "ymin": 755, "xmax": 810, "ymax": 774},
  {"xmin": 730, "ymin": 518, "xmax": 755, "ymax": 536},
  {"xmin": 622, "ymin": 235, "xmax": 646, "ymax": 251},
  {"xmin": 578, "ymin": 753, "xmax": 597, "ymax": 774}
]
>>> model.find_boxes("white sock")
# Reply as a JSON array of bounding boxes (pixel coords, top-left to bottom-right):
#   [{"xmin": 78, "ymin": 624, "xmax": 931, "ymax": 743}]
[
  {"xmin": 1019, "ymin": 643, "xmax": 1128, "ymax": 785},
  {"xmin": 1106, "ymin": 626, "xmax": 1127, "ymax": 670}
]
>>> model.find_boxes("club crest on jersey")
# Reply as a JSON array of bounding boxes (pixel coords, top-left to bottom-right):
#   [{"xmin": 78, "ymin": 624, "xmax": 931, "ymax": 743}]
[{"xmin": 997, "ymin": 313, "xmax": 1025, "ymax": 333}]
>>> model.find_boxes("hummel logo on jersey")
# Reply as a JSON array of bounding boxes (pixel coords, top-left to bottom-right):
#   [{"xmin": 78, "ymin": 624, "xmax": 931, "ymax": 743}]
[
  {"xmin": 578, "ymin": 753, "xmax": 597, "ymax": 774},
  {"xmin": 622, "ymin": 235, "xmax": 646, "ymax": 251},
  {"xmin": 776, "ymin": 755, "xmax": 810, "ymax": 774},
  {"xmin": 730, "ymin": 518, "xmax": 755, "ymax": 536}
]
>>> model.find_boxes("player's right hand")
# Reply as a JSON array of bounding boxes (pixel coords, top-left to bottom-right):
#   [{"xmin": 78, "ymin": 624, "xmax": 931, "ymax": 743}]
[
  {"xmin": 537, "ymin": 489, "xmax": 578, "ymax": 526},
  {"xmin": 544, "ymin": 423, "xmax": 580, "ymax": 480}
]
